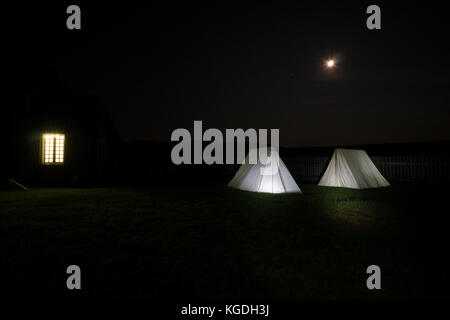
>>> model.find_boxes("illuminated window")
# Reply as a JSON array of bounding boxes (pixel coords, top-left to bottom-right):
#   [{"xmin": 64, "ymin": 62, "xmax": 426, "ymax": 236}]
[{"xmin": 42, "ymin": 133, "xmax": 65, "ymax": 164}]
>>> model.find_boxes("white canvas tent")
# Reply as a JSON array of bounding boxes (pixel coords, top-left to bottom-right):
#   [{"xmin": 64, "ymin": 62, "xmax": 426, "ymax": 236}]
[
  {"xmin": 318, "ymin": 148, "xmax": 390, "ymax": 189},
  {"xmin": 228, "ymin": 147, "xmax": 301, "ymax": 194}
]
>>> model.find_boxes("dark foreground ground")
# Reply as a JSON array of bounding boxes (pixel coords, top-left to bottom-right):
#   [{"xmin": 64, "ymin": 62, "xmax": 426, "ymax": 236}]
[{"xmin": 1, "ymin": 183, "xmax": 449, "ymax": 300}]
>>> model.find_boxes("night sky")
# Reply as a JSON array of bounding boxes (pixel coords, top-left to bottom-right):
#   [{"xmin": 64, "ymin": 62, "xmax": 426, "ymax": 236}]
[{"xmin": 5, "ymin": 2, "xmax": 450, "ymax": 147}]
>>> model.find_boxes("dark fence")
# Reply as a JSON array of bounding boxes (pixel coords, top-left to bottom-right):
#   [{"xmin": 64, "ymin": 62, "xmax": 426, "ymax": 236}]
[
  {"xmin": 283, "ymin": 156, "xmax": 329, "ymax": 182},
  {"xmin": 284, "ymin": 154, "xmax": 450, "ymax": 184}
]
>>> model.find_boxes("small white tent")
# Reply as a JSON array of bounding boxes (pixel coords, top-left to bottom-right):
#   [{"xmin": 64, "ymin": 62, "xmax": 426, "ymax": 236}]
[
  {"xmin": 228, "ymin": 147, "xmax": 301, "ymax": 194},
  {"xmin": 318, "ymin": 148, "xmax": 389, "ymax": 189}
]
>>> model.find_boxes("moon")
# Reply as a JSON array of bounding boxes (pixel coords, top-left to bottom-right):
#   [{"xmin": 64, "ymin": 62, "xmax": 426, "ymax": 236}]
[{"xmin": 326, "ymin": 59, "xmax": 335, "ymax": 68}]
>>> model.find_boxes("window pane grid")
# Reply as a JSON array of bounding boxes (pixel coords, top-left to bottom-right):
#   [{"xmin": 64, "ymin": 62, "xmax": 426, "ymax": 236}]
[{"xmin": 42, "ymin": 133, "xmax": 65, "ymax": 164}]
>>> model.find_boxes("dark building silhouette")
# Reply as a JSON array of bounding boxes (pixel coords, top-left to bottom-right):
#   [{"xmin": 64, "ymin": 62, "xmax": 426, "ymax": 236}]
[{"xmin": 4, "ymin": 93, "xmax": 121, "ymax": 187}]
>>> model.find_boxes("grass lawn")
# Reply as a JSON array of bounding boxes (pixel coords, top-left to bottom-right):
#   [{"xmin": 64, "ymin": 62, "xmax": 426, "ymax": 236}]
[{"xmin": 1, "ymin": 183, "xmax": 449, "ymax": 299}]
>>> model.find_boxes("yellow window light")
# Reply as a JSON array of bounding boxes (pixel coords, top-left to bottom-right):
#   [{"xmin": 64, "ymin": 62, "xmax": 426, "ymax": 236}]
[{"xmin": 42, "ymin": 133, "xmax": 65, "ymax": 164}]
